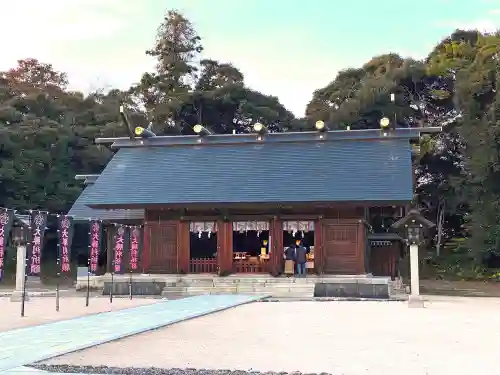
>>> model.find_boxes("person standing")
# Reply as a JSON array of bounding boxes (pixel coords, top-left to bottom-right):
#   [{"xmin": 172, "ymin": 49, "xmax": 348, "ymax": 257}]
[
  {"xmin": 284, "ymin": 243, "xmax": 296, "ymax": 277},
  {"xmin": 295, "ymin": 241, "xmax": 307, "ymax": 277}
]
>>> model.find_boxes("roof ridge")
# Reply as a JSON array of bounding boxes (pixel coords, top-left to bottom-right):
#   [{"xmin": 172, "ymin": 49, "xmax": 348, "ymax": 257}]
[{"xmin": 96, "ymin": 127, "xmax": 441, "ymax": 150}]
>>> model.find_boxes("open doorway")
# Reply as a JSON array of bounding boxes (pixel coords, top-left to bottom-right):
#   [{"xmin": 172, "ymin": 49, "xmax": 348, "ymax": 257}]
[
  {"xmin": 283, "ymin": 221, "xmax": 315, "ymax": 272},
  {"xmin": 232, "ymin": 221, "xmax": 270, "ymax": 272},
  {"xmin": 189, "ymin": 222, "xmax": 218, "ymax": 273}
]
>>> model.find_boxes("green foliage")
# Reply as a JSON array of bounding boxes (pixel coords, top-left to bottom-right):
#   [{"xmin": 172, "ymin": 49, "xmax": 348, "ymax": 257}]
[
  {"xmin": 0, "ymin": 10, "xmax": 297, "ymax": 214},
  {"xmin": 305, "ymin": 28, "xmax": 500, "ymax": 274}
]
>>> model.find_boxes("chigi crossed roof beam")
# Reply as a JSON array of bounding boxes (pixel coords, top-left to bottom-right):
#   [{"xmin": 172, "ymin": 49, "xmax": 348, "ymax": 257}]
[{"xmin": 95, "ymin": 127, "xmax": 442, "ymax": 149}]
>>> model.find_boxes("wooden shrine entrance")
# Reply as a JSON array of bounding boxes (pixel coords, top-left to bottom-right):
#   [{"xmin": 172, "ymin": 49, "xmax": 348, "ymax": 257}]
[
  {"xmin": 142, "ymin": 209, "xmax": 368, "ymax": 275},
  {"xmin": 282, "ymin": 220, "xmax": 316, "ymax": 272},
  {"xmin": 369, "ymin": 236, "xmax": 403, "ymax": 279},
  {"xmin": 231, "ymin": 221, "xmax": 270, "ymax": 273},
  {"xmin": 322, "ymin": 219, "xmax": 366, "ymax": 274},
  {"xmin": 147, "ymin": 220, "xmax": 179, "ymax": 273},
  {"xmin": 189, "ymin": 221, "xmax": 218, "ymax": 273}
]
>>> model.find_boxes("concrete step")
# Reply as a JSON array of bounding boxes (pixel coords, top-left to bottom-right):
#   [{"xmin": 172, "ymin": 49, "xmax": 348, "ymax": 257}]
[
  {"xmin": 161, "ymin": 283, "xmax": 316, "ymax": 298},
  {"xmin": 159, "ymin": 276, "xmax": 388, "ymax": 299}
]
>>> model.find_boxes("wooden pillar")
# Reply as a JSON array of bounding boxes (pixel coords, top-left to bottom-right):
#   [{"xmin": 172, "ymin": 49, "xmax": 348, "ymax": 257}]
[
  {"xmin": 357, "ymin": 219, "xmax": 367, "ymax": 274},
  {"xmin": 314, "ymin": 218, "xmax": 323, "ymax": 274},
  {"xmin": 177, "ymin": 221, "xmax": 190, "ymax": 274},
  {"xmin": 270, "ymin": 217, "xmax": 283, "ymax": 275},
  {"xmin": 217, "ymin": 220, "xmax": 233, "ymax": 274}
]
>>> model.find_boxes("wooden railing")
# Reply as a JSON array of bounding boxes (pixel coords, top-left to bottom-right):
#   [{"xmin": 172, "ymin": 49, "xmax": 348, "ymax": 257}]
[
  {"xmin": 189, "ymin": 258, "xmax": 218, "ymax": 273},
  {"xmin": 233, "ymin": 259, "xmax": 269, "ymax": 273}
]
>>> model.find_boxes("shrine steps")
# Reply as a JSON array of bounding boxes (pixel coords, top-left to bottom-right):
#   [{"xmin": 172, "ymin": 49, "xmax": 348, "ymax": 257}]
[
  {"xmin": 76, "ymin": 274, "xmax": 395, "ymax": 299},
  {"xmin": 162, "ymin": 278, "xmax": 317, "ymax": 298}
]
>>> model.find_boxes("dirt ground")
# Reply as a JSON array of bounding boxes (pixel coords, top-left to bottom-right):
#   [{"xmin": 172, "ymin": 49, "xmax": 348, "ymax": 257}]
[
  {"xmin": 41, "ymin": 296, "xmax": 500, "ymax": 375},
  {"xmin": 0, "ymin": 297, "xmax": 156, "ymax": 332},
  {"xmin": 420, "ymin": 279, "xmax": 500, "ymax": 296}
]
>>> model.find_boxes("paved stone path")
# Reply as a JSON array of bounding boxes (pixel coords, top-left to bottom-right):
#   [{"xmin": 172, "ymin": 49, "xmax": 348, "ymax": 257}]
[{"xmin": 0, "ymin": 295, "xmax": 264, "ymax": 373}]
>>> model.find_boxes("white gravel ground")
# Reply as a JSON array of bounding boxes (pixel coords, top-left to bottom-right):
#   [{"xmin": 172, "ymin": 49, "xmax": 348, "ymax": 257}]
[
  {"xmin": 0, "ymin": 297, "xmax": 156, "ymax": 332},
  {"xmin": 40, "ymin": 296, "xmax": 500, "ymax": 375}
]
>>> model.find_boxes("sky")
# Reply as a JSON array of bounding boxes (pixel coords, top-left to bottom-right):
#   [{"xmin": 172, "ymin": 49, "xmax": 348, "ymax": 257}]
[{"xmin": 1, "ymin": 0, "xmax": 499, "ymax": 117}]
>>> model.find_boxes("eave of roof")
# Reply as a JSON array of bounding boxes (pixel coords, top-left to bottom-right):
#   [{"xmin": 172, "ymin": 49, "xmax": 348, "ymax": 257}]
[{"xmin": 68, "ymin": 177, "xmax": 144, "ymax": 222}]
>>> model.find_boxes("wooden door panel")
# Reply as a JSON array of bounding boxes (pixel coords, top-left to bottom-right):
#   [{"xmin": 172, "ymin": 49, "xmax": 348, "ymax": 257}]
[
  {"xmin": 148, "ymin": 221, "xmax": 178, "ymax": 273},
  {"xmin": 322, "ymin": 222, "xmax": 360, "ymax": 274},
  {"xmin": 370, "ymin": 243, "xmax": 399, "ymax": 278}
]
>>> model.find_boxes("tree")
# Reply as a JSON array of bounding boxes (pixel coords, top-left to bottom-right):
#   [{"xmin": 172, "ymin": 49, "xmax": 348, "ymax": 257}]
[
  {"xmin": 131, "ymin": 10, "xmax": 203, "ymax": 134},
  {"xmin": 305, "ymin": 48, "xmax": 470, "ymax": 257},
  {"xmin": 195, "ymin": 59, "xmax": 244, "ymax": 91},
  {"xmin": 2, "ymin": 11, "xmax": 497, "ymax": 283},
  {"xmin": 305, "ymin": 54, "xmax": 444, "ymax": 130},
  {"xmin": 1, "ymin": 58, "xmax": 68, "ymax": 94},
  {"xmin": 453, "ymin": 32, "xmax": 500, "ymax": 261},
  {"xmin": 0, "ymin": 59, "xmax": 123, "ymax": 212},
  {"xmin": 131, "ymin": 10, "xmax": 296, "ymax": 136}
]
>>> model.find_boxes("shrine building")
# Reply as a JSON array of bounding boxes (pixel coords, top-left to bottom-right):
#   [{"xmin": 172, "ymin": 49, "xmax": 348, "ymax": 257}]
[{"xmin": 69, "ymin": 123, "xmax": 439, "ymax": 277}]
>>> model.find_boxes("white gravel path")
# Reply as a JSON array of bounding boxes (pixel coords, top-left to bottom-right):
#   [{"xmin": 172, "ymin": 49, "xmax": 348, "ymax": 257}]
[
  {"xmin": 0, "ymin": 297, "xmax": 156, "ymax": 332},
  {"xmin": 40, "ymin": 296, "xmax": 500, "ymax": 375}
]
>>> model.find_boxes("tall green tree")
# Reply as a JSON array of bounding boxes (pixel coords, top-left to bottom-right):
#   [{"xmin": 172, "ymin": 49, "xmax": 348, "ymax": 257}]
[
  {"xmin": 0, "ymin": 59, "xmax": 123, "ymax": 212},
  {"xmin": 131, "ymin": 10, "xmax": 203, "ymax": 134},
  {"xmin": 131, "ymin": 10, "xmax": 296, "ymax": 135},
  {"xmin": 453, "ymin": 32, "xmax": 500, "ymax": 261}
]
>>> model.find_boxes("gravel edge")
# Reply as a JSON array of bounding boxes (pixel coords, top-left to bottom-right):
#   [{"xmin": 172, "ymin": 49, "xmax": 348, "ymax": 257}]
[{"xmin": 29, "ymin": 365, "xmax": 332, "ymax": 375}]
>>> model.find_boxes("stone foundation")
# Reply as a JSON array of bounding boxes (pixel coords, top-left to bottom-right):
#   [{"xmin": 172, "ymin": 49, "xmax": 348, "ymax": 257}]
[{"xmin": 76, "ymin": 274, "xmax": 395, "ymax": 299}]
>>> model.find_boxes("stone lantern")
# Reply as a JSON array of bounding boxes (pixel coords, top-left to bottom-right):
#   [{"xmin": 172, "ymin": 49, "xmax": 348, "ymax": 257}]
[
  {"xmin": 392, "ymin": 209, "xmax": 435, "ymax": 307},
  {"xmin": 10, "ymin": 215, "xmax": 30, "ymax": 302},
  {"xmin": 12, "ymin": 223, "xmax": 29, "ymax": 245}
]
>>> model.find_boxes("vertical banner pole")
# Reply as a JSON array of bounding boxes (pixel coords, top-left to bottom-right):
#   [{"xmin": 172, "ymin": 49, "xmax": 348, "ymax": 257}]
[
  {"xmin": 85, "ymin": 259, "xmax": 90, "ymax": 307},
  {"xmin": 86, "ymin": 218, "xmax": 98, "ymax": 308},
  {"xmin": 129, "ymin": 225, "xmax": 140, "ymax": 300},
  {"xmin": 56, "ymin": 259, "xmax": 60, "ymax": 311},
  {"xmin": 21, "ymin": 265, "xmax": 27, "ymax": 317},
  {"xmin": 56, "ymin": 223, "xmax": 60, "ymax": 312},
  {"xmin": 129, "ymin": 270, "xmax": 132, "ymax": 300},
  {"xmin": 110, "ymin": 266, "xmax": 114, "ymax": 303},
  {"xmin": 110, "ymin": 224, "xmax": 115, "ymax": 304},
  {"xmin": 56, "ymin": 215, "xmax": 73, "ymax": 312},
  {"xmin": 86, "ymin": 221, "xmax": 90, "ymax": 307},
  {"xmin": 21, "ymin": 225, "xmax": 28, "ymax": 318},
  {"xmin": 109, "ymin": 224, "xmax": 123, "ymax": 304}
]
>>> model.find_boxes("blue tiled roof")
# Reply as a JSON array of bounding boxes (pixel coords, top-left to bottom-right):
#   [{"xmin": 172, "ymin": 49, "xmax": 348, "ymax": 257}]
[
  {"xmin": 85, "ymin": 136, "xmax": 413, "ymax": 207},
  {"xmin": 68, "ymin": 184, "xmax": 144, "ymax": 222}
]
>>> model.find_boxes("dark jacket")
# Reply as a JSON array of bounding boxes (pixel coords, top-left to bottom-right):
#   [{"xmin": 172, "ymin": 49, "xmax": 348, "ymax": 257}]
[
  {"xmin": 295, "ymin": 246, "xmax": 307, "ymax": 264},
  {"xmin": 284, "ymin": 246, "xmax": 296, "ymax": 260}
]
